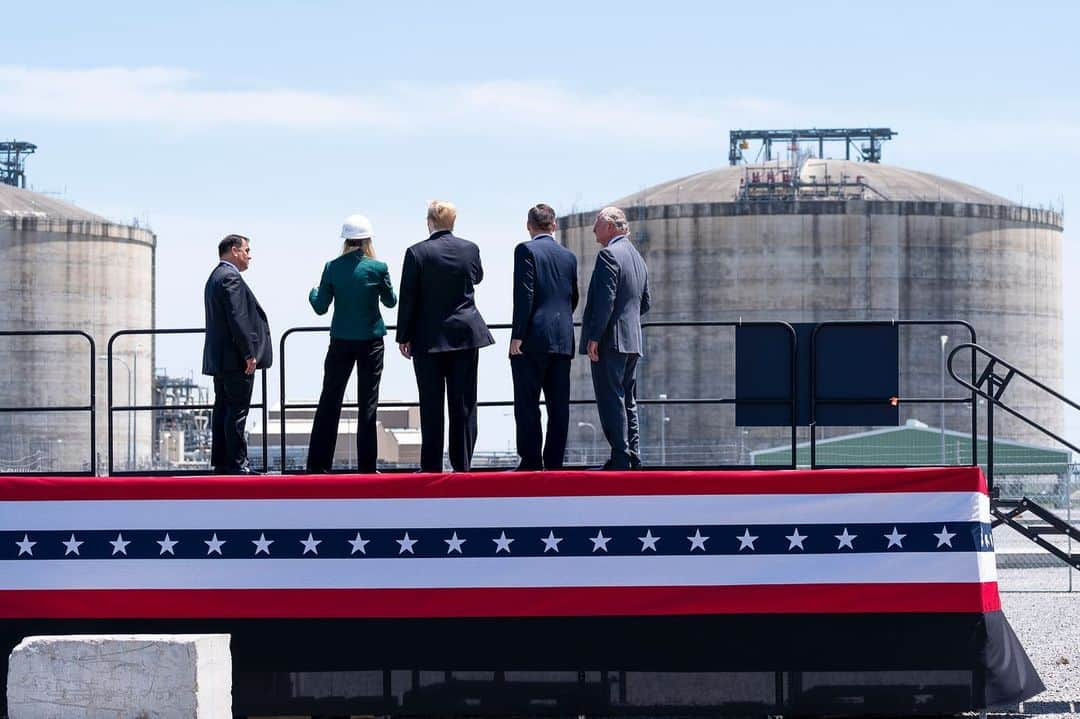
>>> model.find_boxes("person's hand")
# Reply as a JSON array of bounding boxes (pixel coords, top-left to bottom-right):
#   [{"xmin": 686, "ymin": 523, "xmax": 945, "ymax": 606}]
[
  {"xmin": 244, "ymin": 357, "xmax": 257, "ymax": 375},
  {"xmin": 399, "ymin": 342, "xmax": 412, "ymax": 359},
  {"xmin": 587, "ymin": 340, "xmax": 600, "ymax": 363},
  {"xmin": 509, "ymin": 339, "xmax": 523, "ymax": 357}
]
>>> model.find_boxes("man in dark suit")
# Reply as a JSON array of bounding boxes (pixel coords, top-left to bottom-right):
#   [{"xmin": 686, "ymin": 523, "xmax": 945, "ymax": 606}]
[
  {"xmin": 397, "ymin": 201, "xmax": 494, "ymax": 472},
  {"xmin": 509, "ymin": 204, "xmax": 579, "ymax": 470},
  {"xmin": 202, "ymin": 234, "xmax": 272, "ymax": 474},
  {"xmin": 579, "ymin": 207, "xmax": 651, "ymax": 470}
]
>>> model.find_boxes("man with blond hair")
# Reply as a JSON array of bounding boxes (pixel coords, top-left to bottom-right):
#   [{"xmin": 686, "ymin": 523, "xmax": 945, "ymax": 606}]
[
  {"xmin": 397, "ymin": 201, "xmax": 494, "ymax": 472},
  {"xmin": 579, "ymin": 206, "xmax": 651, "ymax": 470}
]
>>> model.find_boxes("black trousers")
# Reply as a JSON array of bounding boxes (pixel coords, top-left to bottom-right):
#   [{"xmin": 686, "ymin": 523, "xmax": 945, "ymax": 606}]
[
  {"xmin": 307, "ymin": 338, "xmax": 384, "ymax": 473},
  {"xmin": 211, "ymin": 370, "xmax": 255, "ymax": 472},
  {"xmin": 511, "ymin": 352, "xmax": 571, "ymax": 469},
  {"xmin": 413, "ymin": 348, "xmax": 479, "ymax": 472},
  {"xmin": 589, "ymin": 350, "xmax": 640, "ymax": 469}
]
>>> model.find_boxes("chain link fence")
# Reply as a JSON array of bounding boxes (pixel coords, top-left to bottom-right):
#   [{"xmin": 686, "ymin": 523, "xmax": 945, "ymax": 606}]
[{"xmin": 995, "ymin": 463, "xmax": 1079, "ymax": 592}]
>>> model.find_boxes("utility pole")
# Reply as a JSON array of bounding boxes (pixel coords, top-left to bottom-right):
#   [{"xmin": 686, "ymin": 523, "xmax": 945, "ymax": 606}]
[{"xmin": 659, "ymin": 394, "xmax": 668, "ymax": 466}]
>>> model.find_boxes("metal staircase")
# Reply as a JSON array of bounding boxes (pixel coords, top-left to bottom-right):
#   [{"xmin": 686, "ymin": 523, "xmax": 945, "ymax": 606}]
[
  {"xmin": 948, "ymin": 343, "xmax": 1080, "ymax": 571},
  {"xmin": 992, "ymin": 497, "xmax": 1080, "ymax": 571}
]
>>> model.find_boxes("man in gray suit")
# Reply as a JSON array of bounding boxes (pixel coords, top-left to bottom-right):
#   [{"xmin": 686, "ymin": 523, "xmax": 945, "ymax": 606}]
[{"xmin": 579, "ymin": 206, "xmax": 651, "ymax": 470}]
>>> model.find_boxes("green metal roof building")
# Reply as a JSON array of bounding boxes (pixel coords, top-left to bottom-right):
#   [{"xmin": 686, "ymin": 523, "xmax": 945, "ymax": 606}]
[{"xmin": 751, "ymin": 419, "xmax": 1071, "ymax": 477}]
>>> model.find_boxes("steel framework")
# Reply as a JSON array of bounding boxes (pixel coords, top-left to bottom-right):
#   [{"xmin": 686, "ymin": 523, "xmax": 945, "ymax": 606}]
[
  {"xmin": 729, "ymin": 128, "xmax": 896, "ymax": 165},
  {"xmin": 0, "ymin": 141, "xmax": 37, "ymax": 188}
]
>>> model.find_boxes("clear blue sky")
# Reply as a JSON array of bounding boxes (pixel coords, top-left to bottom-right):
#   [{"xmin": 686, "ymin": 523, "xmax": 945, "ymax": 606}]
[{"xmin": 2, "ymin": 1, "xmax": 1078, "ymax": 451}]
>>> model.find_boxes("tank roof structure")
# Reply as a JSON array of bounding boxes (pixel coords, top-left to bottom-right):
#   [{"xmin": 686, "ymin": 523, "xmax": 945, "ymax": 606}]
[
  {"xmin": 615, "ymin": 159, "xmax": 1014, "ymax": 207},
  {"xmin": 728, "ymin": 127, "xmax": 896, "ymax": 165},
  {"xmin": 0, "ymin": 183, "xmax": 109, "ymax": 222}
]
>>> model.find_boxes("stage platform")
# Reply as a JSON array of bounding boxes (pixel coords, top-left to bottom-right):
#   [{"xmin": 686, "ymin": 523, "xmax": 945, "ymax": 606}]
[{"xmin": 0, "ymin": 467, "xmax": 1045, "ymax": 717}]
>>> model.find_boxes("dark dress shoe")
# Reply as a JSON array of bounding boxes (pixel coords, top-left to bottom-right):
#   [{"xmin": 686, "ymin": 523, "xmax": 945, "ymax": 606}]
[{"xmin": 512, "ymin": 463, "xmax": 543, "ymax": 472}]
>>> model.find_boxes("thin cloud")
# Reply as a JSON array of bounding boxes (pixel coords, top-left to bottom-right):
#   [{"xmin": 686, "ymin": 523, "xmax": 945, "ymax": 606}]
[
  {"xmin": 0, "ymin": 65, "xmax": 778, "ymax": 146},
  {"xmin": 0, "ymin": 66, "xmax": 402, "ymax": 129}
]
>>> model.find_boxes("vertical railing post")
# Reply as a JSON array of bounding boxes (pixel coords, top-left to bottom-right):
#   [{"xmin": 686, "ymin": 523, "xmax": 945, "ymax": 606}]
[
  {"xmin": 969, "ymin": 329, "xmax": 978, "ymax": 467},
  {"xmin": 278, "ymin": 331, "xmax": 289, "ymax": 472},
  {"xmin": 87, "ymin": 334, "xmax": 96, "ymax": 475},
  {"xmin": 1068, "ymin": 466, "xmax": 1074, "ymax": 593},
  {"xmin": 260, "ymin": 368, "xmax": 269, "ymax": 473},
  {"xmin": 106, "ymin": 339, "xmax": 115, "ymax": 477},
  {"xmin": 809, "ymin": 326, "xmax": 818, "ymax": 469},
  {"xmin": 986, "ymin": 372, "xmax": 995, "ymax": 496},
  {"xmin": 789, "ymin": 325, "xmax": 797, "ymax": 470}
]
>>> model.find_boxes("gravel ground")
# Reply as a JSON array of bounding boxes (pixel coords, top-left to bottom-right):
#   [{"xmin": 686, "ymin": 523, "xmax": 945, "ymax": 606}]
[{"xmin": 983, "ymin": 582, "xmax": 1080, "ymax": 718}]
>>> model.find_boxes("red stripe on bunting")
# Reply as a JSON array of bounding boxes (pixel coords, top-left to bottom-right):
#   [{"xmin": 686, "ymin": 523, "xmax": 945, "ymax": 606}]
[
  {"xmin": 0, "ymin": 582, "xmax": 1001, "ymax": 619},
  {"xmin": 0, "ymin": 467, "xmax": 987, "ymax": 501}
]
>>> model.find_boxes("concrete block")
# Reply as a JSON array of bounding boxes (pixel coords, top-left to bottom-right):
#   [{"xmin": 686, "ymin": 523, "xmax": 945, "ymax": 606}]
[{"xmin": 6, "ymin": 634, "xmax": 231, "ymax": 719}]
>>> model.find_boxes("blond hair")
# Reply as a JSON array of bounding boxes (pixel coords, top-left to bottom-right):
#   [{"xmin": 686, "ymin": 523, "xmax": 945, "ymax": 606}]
[
  {"xmin": 427, "ymin": 200, "xmax": 457, "ymax": 231},
  {"xmin": 342, "ymin": 237, "xmax": 376, "ymax": 258}
]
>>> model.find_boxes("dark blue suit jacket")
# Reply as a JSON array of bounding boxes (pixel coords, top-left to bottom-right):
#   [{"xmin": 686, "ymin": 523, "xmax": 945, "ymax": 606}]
[
  {"xmin": 579, "ymin": 235, "xmax": 651, "ymax": 356},
  {"xmin": 511, "ymin": 234, "xmax": 579, "ymax": 356},
  {"xmin": 202, "ymin": 261, "xmax": 272, "ymax": 375},
  {"xmin": 395, "ymin": 230, "xmax": 495, "ymax": 353}
]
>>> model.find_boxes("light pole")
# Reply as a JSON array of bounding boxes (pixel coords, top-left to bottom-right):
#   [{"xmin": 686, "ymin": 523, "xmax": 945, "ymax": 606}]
[
  {"xmin": 658, "ymin": 393, "xmax": 668, "ymax": 466},
  {"xmin": 101, "ymin": 354, "xmax": 133, "ymax": 469},
  {"xmin": 577, "ymin": 421, "xmax": 597, "ymax": 464},
  {"xmin": 940, "ymin": 334, "xmax": 949, "ymax": 464}
]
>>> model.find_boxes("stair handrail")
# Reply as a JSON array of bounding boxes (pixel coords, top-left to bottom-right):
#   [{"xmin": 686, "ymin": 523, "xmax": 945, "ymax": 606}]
[
  {"xmin": 946, "ymin": 342, "xmax": 1079, "ymax": 456},
  {"xmin": 948, "ymin": 342, "xmax": 1079, "ymax": 572}
]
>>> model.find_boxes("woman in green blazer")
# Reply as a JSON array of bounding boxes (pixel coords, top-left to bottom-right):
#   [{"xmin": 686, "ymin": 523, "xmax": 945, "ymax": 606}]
[{"xmin": 306, "ymin": 214, "xmax": 397, "ymax": 473}]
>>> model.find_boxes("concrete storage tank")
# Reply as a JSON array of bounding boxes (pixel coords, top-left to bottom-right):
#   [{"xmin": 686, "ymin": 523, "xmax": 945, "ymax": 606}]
[
  {"xmin": 559, "ymin": 158, "xmax": 1063, "ymax": 463},
  {"xmin": 0, "ymin": 184, "xmax": 155, "ymax": 473}
]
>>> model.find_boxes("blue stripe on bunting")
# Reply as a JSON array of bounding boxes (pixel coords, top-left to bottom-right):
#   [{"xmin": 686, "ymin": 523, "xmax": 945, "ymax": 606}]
[{"xmin": 1, "ymin": 522, "xmax": 992, "ymax": 560}]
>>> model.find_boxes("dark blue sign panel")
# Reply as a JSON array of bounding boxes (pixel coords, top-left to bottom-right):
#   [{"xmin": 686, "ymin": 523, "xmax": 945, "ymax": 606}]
[
  {"xmin": 736, "ymin": 323, "xmax": 899, "ymax": 427},
  {"xmin": 735, "ymin": 323, "xmax": 806, "ymax": 427},
  {"xmin": 814, "ymin": 323, "xmax": 899, "ymax": 427}
]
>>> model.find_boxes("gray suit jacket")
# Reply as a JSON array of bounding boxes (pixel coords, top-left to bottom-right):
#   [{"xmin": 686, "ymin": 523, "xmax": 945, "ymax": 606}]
[{"xmin": 579, "ymin": 235, "xmax": 651, "ymax": 356}]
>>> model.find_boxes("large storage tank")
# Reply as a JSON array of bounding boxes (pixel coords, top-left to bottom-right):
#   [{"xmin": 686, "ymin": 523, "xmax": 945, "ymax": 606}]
[
  {"xmin": 560, "ymin": 158, "xmax": 1063, "ymax": 461},
  {"xmin": 0, "ymin": 184, "xmax": 155, "ymax": 473}
]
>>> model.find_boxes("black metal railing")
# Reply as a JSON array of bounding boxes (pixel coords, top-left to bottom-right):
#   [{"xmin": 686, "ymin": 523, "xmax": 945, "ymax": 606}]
[
  {"xmin": 13, "ymin": 321, "xmax": 989, "ymax": 477},
  {"xmin": 946, "ymin": 342, "xmax": 1080, "ymax": 570},
  {"xmin": 278, "ymin": 320, "xmax": 799, "ymax": 472},
  {"xmin": 0, "ymin": 330, "xmax": 95, "ymax": 475},
  {"xmin": 105, "ymin": 329, "xmax": 270, "ymax": 476},
  {"xmin": 809, "ymin": 320, "xmax": 978, "ymax": 469},
  {"xmin": 947, "ymin": 341, "xmax": 1080, "ymax": 490}
]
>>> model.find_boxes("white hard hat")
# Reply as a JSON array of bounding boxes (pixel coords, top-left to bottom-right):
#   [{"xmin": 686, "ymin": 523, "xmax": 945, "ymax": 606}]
[{"xmin": 341, "ymin": 214, "xmax": 374, "ymax": 240}]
